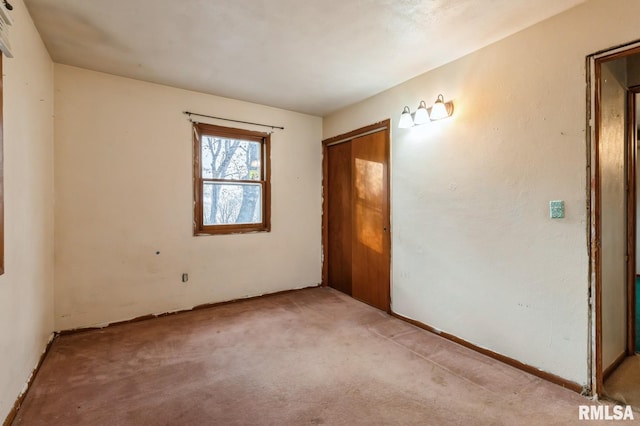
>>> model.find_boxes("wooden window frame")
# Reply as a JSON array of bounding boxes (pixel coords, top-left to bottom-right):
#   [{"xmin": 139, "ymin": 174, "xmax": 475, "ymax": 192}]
[
  {"xmin": 0, "ymin": 54, "xmax": 4, "ymax": 274},
  {"xmin": 193, "ymin": 122, "xmax": 271, "ymax": 235}
]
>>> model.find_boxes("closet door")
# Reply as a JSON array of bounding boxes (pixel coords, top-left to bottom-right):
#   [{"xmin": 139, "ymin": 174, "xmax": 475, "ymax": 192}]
[
  {"xmin": 327, "ymin": 142, "xmax": 353, "ymax": 295},
  {"xmin": 325, "ymin": 127, "xmax": 390, "ymax": 312},
  {"xmin": 351, "ymin": 131, "xmax": 389, "ymax": 311}
]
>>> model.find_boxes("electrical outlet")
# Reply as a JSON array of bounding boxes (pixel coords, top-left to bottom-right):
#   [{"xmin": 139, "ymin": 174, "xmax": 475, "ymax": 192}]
[{"xmin": 549, "ymin": 200, "xmax": 565, "ymax": 219}]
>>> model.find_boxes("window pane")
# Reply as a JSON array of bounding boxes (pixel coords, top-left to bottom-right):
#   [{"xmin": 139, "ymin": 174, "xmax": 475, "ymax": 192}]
[
  {"xmin": 201, "ymin": 137, "xmax": 261, "ymax": 180},
  {"xmin": 202, "ymin": 182, "xmax": 262, "ymax": 225}
]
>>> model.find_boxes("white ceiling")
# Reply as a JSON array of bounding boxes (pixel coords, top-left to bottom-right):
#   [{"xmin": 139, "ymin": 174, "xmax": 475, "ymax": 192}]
[{"xmin": 23, "ymin": 0, "xmax": 584, "ymax": 116}]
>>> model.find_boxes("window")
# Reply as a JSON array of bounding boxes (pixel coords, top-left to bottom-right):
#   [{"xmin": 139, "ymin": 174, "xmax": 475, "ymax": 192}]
[{"xmin": 193, "ymin": 123, "xmax": 270, "ymax": 235}]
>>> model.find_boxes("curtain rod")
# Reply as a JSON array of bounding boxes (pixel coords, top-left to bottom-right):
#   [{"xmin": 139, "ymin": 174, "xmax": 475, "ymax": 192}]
[{"xmin": 183, "ymin": 111, "xmax": 284, "ymax": 130}]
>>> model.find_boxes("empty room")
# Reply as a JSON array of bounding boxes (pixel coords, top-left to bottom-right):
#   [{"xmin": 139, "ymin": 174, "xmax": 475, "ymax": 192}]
[{"xmin": 4, "ymin": 0, "xmax": 640, "ymax": 424}]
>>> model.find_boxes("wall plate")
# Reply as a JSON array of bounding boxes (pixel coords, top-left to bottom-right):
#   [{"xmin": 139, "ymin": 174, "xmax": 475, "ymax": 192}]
[{"xmin": 550, "ymin": 200, "xmax": 565, "ymax": 219}]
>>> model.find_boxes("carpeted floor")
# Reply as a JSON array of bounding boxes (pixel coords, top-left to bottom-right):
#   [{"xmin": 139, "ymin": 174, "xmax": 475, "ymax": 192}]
[
  {"xmin": 603, "ymin": 277, "xmax": 640, "ymax": 408},
  {"xmin": 12, "ymin": 287, "xmax": 614, "ymax": 425},
  {"xmin": 604, "ymin": 354, "xmax": 640, "ymax": 409}
]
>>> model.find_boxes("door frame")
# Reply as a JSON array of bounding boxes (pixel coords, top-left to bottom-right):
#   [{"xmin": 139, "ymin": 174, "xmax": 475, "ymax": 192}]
[
  {"xmin": 588, "ymin": 41, "xmax": 640, "ymax": 396},
  {"xmin": 321, "ymin": 119, "xmax": 392, "ymax": 311},
  {"xmin": 626, "ymin": 86, "xmax": 639, "ymax": 358}
]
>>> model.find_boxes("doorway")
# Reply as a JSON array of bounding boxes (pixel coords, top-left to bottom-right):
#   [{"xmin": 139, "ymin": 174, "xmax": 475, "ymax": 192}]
[
  {"xmin": 589, "ymin": 42, "xmax": 640, "ymax": 402},
  {"xmin": 322, "ymin": 120, "xmax": 391, "ymax": 312}
]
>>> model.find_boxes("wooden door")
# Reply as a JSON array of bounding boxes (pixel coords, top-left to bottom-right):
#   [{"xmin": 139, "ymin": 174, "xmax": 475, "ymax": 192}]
[
  {"xmin": 351, "ymin": 131, "xmax": 390, "ymax": 310},
  {"xmin": 327, "ymin": 142, "xmax": 352, "ymax": 295},
  {"xmin": 324, "ymin": 123, "xmax": 390, "ymax": 311}
]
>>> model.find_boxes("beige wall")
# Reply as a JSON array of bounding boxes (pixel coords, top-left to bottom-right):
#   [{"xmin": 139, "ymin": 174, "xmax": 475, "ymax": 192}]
[
  {"xmin": 0, "ymin": 0, "xmax": 54, "ymax": 421},
  {"xmin": 54, "ymin": 65, "xmax": 322, "ymax": 330},
  {"xmin": 324, "ymin": 0, "xmax": 640, "ymax": 385}
]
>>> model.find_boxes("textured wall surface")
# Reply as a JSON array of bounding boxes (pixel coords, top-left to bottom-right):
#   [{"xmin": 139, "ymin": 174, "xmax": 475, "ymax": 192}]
[
  {"xmin": 0, "ymin": 0, "xmax": 54, "ymax": 421},
  {"xmin": 54, "ymin": 65, "xmax": 322, "ymax": 330},
  {"xmin": 324, "ymin": 0, "xmax": 640, "ymax": 385}
]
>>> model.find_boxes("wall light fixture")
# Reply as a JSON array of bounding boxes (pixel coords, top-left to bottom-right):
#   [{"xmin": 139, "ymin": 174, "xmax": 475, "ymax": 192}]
[
  {"xmin": 429, "ymin": 94, "xmax": 454, "ymax": 120},
  {"xmin": 413, "ymin": 101, "xmax": 429, "ymax": 125},
  {"xmin": 398, "ymin": 106, "xmax": 414, "ymax": 129},
  {"xmin": 398, "ymin": 94, "xmax": 454, "ymax": 128}
]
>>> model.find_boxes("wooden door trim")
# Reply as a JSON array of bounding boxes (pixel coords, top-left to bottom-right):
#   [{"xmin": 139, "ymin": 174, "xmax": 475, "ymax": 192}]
[
  {"xmin": 588, "ymin": 40, "xmax": 640, "ymax": 396},
  {"xmin": 322, "ymin": 119, "xmax": 391, "ymax": 312},
  {"xmin": 323, "ymin": 120, "xmax": 390, "ymax": 147},
  {"xmin": 0, "ymin": 54, "xmax": 4, "ymax": 276},
  {"xmin": 626, "ymin": 86, "xmax": 640, "ymax": 357},
  {"xmin": 590, "ymin": 52, "xmax": 608, "ymax": 396}
]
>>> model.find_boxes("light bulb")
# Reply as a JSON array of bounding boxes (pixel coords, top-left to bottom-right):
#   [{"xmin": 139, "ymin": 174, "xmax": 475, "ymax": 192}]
[{"xmin": 398, "ymin": 106, "xmax": 414, "ymax": 128}]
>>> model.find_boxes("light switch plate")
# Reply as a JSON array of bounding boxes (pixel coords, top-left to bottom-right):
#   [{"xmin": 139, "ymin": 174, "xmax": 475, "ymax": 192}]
[{"xmin": 550, "ymin": 200, "xmax": 565, "ymax": 219}]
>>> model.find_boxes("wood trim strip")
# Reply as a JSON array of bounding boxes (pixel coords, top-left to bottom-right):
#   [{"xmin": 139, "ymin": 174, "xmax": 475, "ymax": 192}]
[
  {"xmin": 586, "ymin": 54, "xmax": 598, "ymax": 395},
  {"xmin": 322, "ymin": 120, "xmax": 390, "ymax": 147},
  {"xmin": 264, "ymin": 133, "xmax": 271, "ymax": 233},
  {"xmin": 57, "ymin": 284, "xmax": 321, "ymax": 336},
  {"xmin": 325, "ymin": 127, "xmax": 387, "ymax": 147},
  {"xmin": 383, "ymin": 123, "xmax": 391, "ymax": 313},
  {"xmin": 193, "ymin": 122, "xmax": 202, "ymax": 233},
  {"xmin": 603, "ymin": 351, "xmax": 627, "ymax": 381},
  {"xmin": 192, "ymin": 122, "xmax": 270, "ymax": 141},
  {"xmin": 594, "ymin": 44, "xmax": 640, "ymax": 64},
  {"xmin": 626, "ymin": 88, "xmax": 637, "ymax": 356},
  {"xmin": 593, "ymin": 56, "xmax": 604, "ymax": 395},
  {"xmin": 390, "ymin": 312, "xmax": 584, "ymax": 394},
  {"xmin": 0, "ymin": 54, "xmax": 4, "ymax": 275},
  {"xmin": 321, "ymin": 141, "xmax": 329, "ymax": 287},
  {"xmin": 3, "ymin": 335, "xmax": 56, "ymax": 426}
]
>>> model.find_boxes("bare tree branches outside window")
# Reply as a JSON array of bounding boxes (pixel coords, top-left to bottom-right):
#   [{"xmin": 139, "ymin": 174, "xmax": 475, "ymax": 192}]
[{"xmin": 193, "ymin": 123, "xmax": 270, "ymax": 235}]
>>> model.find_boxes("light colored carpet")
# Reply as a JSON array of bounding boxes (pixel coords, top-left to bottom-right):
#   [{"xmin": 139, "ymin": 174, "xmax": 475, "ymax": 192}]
[
  {"xmin": 605, "ymin": 354, "xmax": 640, "ymax": 408},
  {"xmin": 12, "ymin": 287, "xmax": 613, "ymax": 425}
]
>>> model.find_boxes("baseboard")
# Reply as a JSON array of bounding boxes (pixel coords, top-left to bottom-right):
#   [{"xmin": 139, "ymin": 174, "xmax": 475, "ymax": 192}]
[
  {"xmin": 58, "ymin": 284, "xmax": 322, "ymax": 336},
  {"xmin": 603, "ymin": 351, "xmax": 627, "ymax": 381},
  {"xmin": 390, "ymin": 312, "xmax": 584, "ymax": 394},
  {"xmin": 3, "ymin": 333, "xmax": 56, "ymax": 426}
]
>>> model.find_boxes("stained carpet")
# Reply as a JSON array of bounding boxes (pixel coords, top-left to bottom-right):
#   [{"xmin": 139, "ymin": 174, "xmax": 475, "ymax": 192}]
[{"xmin": 12, "ymin": 287, "xmax": 615, "ymax": 425}]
